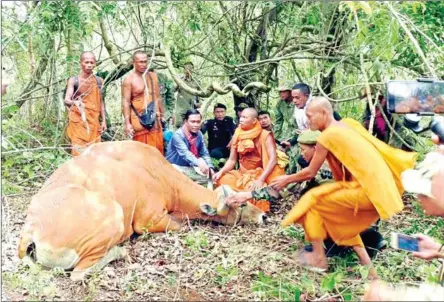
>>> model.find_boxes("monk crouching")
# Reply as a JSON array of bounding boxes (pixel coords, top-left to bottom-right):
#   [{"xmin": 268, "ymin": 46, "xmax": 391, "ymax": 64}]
[
  {"xmin": 213, "ymin": 108, "xmax": 284, "ymax": 212},
  {"xmin": 122, "ymin": 51, "xmax": 164, "ymax": 154},
  {"xmin": 64, "ymin": 51, "xmax": 106, "ymax": 156},
  {"xmin": 227, "ymin": 97, "xmax": 417, "ymax": 277}
]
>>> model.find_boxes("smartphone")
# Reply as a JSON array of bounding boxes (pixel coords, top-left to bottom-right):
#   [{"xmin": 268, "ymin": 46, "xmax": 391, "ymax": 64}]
[
  {"xmin": 391, "ymin": 232, "xmax": 419, "ymax": 252},
  {"xmin": 387, "ymin": 79, "xmax": 444, "ymax": 115}
]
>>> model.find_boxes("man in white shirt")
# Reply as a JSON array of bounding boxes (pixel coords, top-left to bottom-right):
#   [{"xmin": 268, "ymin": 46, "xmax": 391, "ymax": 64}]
[
  {"xmin": 283, "ymin": 83, "xmax": 342, "ymax": 174},
  {"xmin": 278, "ymin": 83, "xmax": 312, "ymax": 173},
  {"xmin": 292, "ymin": 82, "xmax": 312, "ymax": 130}
]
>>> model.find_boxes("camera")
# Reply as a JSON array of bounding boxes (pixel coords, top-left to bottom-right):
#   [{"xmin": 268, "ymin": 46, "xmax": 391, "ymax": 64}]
[{"xmin": 386, "ymin": 78, "xmax": 444, "ymax": 142}]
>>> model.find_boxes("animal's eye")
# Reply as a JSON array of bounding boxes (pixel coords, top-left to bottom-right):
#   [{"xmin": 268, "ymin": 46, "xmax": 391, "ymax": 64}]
[{"xmin": 239, "ymin": 204, "xmax": 246, "ymax": 209}]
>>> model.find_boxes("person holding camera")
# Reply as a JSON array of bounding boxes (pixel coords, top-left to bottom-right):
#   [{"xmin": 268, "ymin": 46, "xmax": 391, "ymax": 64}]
[{"xmin": 363, "ymin": 133, "xmax": 444, "ymax": 300}]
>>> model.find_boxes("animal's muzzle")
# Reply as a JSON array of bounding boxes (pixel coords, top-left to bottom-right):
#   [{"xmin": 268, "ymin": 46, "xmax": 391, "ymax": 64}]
[{"xmin": 261, "ymin": 214, "xmax": 268, "ymax": 224}]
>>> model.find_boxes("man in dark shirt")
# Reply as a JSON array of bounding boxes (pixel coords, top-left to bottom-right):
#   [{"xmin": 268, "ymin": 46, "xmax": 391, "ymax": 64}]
[{"xmin": 201, "ymin": 103, "xmax": 236, "ymax": 159}]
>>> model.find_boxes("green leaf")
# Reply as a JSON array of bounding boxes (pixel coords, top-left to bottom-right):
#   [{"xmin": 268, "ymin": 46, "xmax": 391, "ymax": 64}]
[
  {"xmin": 343, "ymin": 290, "xmax": 353, "ymax": 301},
  {"xmin": 294, "ymin": 287, "xmax": 301, "ymax": 301},
  {"xmin": 321, "ymin": 273, "xmax": 336, "ymax": 291},
  {"xmin": 359, "ymin": 265, "xmax": 369, "ymax": 279},
  {"xmin": 3, "ymin": 105, "xmax": 19, "ymax": 115}
]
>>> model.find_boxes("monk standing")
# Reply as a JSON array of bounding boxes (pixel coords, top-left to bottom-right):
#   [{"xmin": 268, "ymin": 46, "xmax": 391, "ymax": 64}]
[
  {"xmin": 122, "ymin": 51, "xmax": 164, "ymax": 154},
  {"xmin": 213, "ymin": 108, "xmax": 284, "ymax": 212},
  {"xmin": 64, "ymin": 51, "xmax": 106, "ymax": 156},
  {"xmin": 227, "ymin": 97, "xmax": 417, "ymax": 277}
]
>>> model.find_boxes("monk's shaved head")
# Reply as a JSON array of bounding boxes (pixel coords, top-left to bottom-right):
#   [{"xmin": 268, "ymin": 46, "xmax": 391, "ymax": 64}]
[
  {"xmin": 305, "ymin": 96, "xmax": 335, "ymax": 131},
  {"xmin": 79, "ymin": 51, "xmax": 96, "ymax": 75},
  {"xmin": 243, "ymin": 107, "xmax": 258, "ymax": 119},
  {"xmin": 239, "ymin": 107, "xmax": 259, "ymax": 130},
  {"xmin": 133, "ymin": 50, "xmax": 148, "ymax": 60},
  {"xmin": 80, "ymin": 51, "xmax": 96, "ymax": 62},
  {"xmin": 308, "ymin": 96, "xmax": 333, "ymax": 115}
]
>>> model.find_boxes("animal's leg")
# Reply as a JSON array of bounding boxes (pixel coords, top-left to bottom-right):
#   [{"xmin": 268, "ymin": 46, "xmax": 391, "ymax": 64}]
[
  {"xmin": 147, "ymin": 214, "xmax": 182, "ymax": 232},
  {"xmin": 70, "ymin": 246, "xmax": 128, "ymax": 281},
  {"xmin": 133, "ymin": 207, "xmax": 182, "ymax": 234},
  {"xmin": 142, "ymin": 213, "xmax": 182, "ymax": 233}
]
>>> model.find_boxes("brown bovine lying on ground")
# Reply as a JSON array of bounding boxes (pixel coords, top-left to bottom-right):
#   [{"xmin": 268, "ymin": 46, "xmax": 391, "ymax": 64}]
[{"xmin": 18, "ymin": 141, "xmax": 265, "ymax": 281}]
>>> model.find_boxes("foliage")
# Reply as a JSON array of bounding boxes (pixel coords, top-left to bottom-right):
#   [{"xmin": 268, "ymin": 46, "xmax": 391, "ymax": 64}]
[
  {"xmin": 252, "ymin": 272, "xmax": 302, "ymax": 301},
  {"xmin": 2, "ymin": 259, "xmax": 64, "ymax": 300},
  {"xmin": 1, "ymin": 2, "xmax": 443, "ymax": 300}
]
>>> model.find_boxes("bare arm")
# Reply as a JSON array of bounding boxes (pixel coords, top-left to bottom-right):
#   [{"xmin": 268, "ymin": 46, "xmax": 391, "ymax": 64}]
[
  {"xmin": 218, "ymin": 143, "xmax": 238, "ymax": 175},
  {"xmin": 258, "ymin": 134, "xmax": 278, "ymax": 182},
  {"xmin": 288, "ymin": 142, "xmax": 329, "ymax": 183},
  {"xmin": 121, "ymin": 76, "xmax": 132, "ymax": 125},
  {"xmin": 64, "ymin": 77, "xmax": 75, "ymax": 106},
  {"xmin": 121, "ymin": 76, "xmax": 135, "ymax": 137},
  {"xmin": 99, "ymin": 78, "xmax": 106, "ymax": 123}
]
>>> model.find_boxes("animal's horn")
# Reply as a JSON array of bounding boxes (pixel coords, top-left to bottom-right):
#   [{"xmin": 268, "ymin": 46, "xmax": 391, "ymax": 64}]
[
  {"xmin": 222, "ymin": 185, "xmax": 229, "ymax": 197},
  {"xmin": 207, "ymin": 169, "xmax": 214, "ymax": 190},
  {"xmin": 217, "ymin": 185, "xmax": 230, "ymax": 216}
]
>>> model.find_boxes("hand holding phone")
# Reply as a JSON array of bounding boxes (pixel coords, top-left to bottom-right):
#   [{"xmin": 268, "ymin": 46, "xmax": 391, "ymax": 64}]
[
  {"xmin": 412, "ymin": 234, "xmax": 443, "ymax": 260},
  {"xmin": 391, "ymin": 232, "xmax": 419, "ymax": 252}
]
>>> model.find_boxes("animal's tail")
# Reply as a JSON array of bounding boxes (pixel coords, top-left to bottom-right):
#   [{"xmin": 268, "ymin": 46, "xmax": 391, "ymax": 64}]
[{"xmin": 18, "ymin": 222, "xmax": 34, "ymax": 259}]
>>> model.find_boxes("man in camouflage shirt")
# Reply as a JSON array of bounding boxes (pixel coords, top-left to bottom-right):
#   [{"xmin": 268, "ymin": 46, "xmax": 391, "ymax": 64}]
[
  {"xmin": 157, "ymin": 72, "xmax": 175, "ymax": 126},
  {"xmin": 274, "ymin": 84, "xmax": 296, "ymax": 142},
  {"xmin": 157, "ymin": 72, "xmax": 175, "ymax": 151},
  {"xmin": 174, "ymin": 62, "xmax": 202, "ymax": 129}
]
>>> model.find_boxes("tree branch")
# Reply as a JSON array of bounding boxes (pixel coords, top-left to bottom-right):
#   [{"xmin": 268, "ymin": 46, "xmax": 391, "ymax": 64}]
[
  {"xmin": 97, "ymin": 8, "xmax": 120, "ymax": 65},
  {"xmin": 164, "ymin": 44, "xmax": 270, "ymax": 98},
  {"xmin": 386, "ymin": 3, "xmax": 437, "ymax": 77}
]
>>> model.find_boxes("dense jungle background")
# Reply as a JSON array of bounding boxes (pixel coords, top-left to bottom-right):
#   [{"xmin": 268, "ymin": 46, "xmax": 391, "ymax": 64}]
[{"xmin": 1, "ymin": 1, "xmax": 443, "ymax": 301}]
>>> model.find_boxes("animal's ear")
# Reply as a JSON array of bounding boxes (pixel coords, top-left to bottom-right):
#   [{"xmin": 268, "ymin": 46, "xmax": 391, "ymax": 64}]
[{"xmin": 200, "ymin": 203, "xmax": 217, "ymax": 216}]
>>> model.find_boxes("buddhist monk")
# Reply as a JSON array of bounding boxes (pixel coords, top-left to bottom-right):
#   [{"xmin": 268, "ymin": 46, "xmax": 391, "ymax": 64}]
[
  {"xmin": 213, "ymin": 108, "xmax": 284, "ymax": 212},
  {"xmin": 122, "ymin": 51, "xmax": 164, "ymax": 154},
  {"xmin": 64, "ymin": 51, "xmax": 106, "ymax": 156},
  {"xmin": 227, "ymin": 97, "xmax": 417, "ymax": 277}
]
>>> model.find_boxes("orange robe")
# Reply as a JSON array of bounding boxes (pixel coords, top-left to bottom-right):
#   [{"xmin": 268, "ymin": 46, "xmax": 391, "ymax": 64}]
[
  {"xmin": 218, "ymin": 123, "xmax": 284, "ymax": 212},
  {"xmin": 281, "ymin": 118, "xmax": 417, "ymax": 247},
  {"xmin": 66, "ymin": 77, "xmax": 102, "ymax": 156},
  {"xmin": 130, "ymin": 72, "xmax": 164, "ymax": 154}
]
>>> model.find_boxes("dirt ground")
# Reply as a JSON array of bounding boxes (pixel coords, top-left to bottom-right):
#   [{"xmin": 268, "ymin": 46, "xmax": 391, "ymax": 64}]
[{"xmin": 2, "ymin": 193, "xmax": 442, "ymax": 301}]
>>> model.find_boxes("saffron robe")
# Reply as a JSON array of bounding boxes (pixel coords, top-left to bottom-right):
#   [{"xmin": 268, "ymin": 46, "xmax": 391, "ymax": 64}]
[
  {"xmin": 218, "ymin": 124, "xmax": 284, "ymax": 212},
  {"xmin": 130, "ymin": 72, "xmax": 164, "ymax": 154},
  {"xmin": 66, "ymin": 77, "xmax": 102, "ymax": 156},
  {"xmin": 281, "ymin": 118, "xmax": 417, "ymax": 247}
]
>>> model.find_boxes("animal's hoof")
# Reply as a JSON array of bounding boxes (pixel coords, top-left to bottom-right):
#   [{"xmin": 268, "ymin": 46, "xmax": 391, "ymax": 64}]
[
  {"xmin": 70, "ymin": 270, "xmax": 86, "ymax": 282},
  {"xmin": 121, "ymin": 248, "xmax": 132, "ymax": 264}
]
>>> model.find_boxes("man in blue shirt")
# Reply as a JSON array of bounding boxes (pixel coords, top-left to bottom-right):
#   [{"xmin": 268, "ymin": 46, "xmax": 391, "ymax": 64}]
[{"xmin": 166, "ymin": 109, "xmax": 214, "ymax": 185}]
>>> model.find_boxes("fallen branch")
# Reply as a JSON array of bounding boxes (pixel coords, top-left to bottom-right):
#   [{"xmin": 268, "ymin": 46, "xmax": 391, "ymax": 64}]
[
  {"xmin": 399, "ymin": 14, "xmax": 444, "ymax": 57},
  {"xmin": 386, "ymin": 3, "xmax": 437, "ymax": 77},
  {"xmin": 164, "ymin": 44, "xmax": 270, "ymax": 98},
  {"xmin": 353, "ymin": 10, "xmax": 376, "ymax": 135},
  {"xmin": 315, "ymin": 74, "xmax": 359, "ymax": 103}
]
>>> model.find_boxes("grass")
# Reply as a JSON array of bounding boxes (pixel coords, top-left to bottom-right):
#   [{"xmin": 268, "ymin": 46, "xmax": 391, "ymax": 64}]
[
  {"xmin": 2, "ymin": 258, "xmax": 64, "ymax": 301},
  {"xmin": 2, "ymin": 194, "xmax": 443, "ymax": 301}
]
